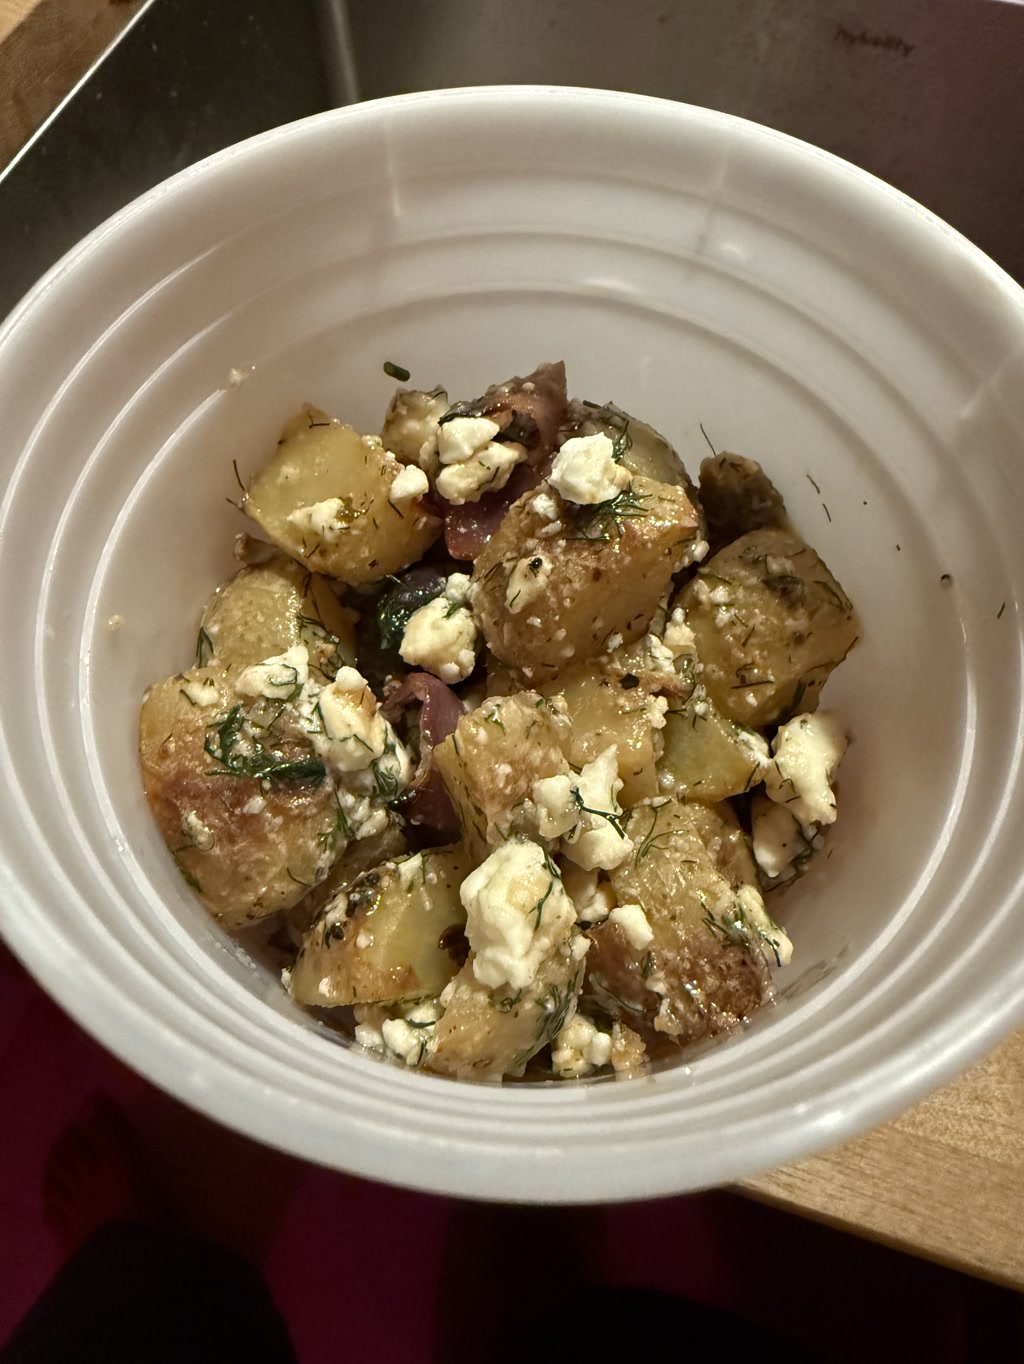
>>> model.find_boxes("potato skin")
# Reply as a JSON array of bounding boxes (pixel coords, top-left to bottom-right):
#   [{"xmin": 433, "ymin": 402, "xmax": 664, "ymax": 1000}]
[
  {"xmin": 291, "ymin": 845, "xmax": 473, "ymax": 1008},
  {"xmin": 243, "ymin": 406, "xmax": 441, "ymax": 586},
  {"xmin": 425, "ymin": 947, "xmax": 584, "ymax": 1081},
  {"xmin": 585, "ymin": 799, "xmax": 769, "ymax": 1048},
  {"xmin": 432, "ymin": 693, "xmax": 571, "ymax": 861},
  {"xmin": 139, "ymin": 671, "xmax": 342, "ymax": 929},
  {"xmin": 471, "ymin": 477, "xmax": 700, "ymax": 680},
  {"xmin": 676, "ymin": 527, "xmax": 858, "ymax": 727}
]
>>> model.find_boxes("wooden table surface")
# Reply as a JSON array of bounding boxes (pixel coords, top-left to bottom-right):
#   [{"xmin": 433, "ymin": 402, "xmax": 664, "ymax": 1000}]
[{"xmin": 5, "ymin": 0, "xmax": 1024, "ymax": 1297}]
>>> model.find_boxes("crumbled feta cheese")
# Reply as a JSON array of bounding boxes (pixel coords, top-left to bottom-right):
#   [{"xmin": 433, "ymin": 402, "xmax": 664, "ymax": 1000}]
[
  {"xmin": 381, "ymin": 1018, "xmax": 431, "ymax": 1067},
  {"xmin": 389, "ymin": 463, "xmax": 429, "ymax": 501},
  {"xmin": 241, "ymin": 794, "xmax": 266, "ymax": 816},
  {"xmin": 560, "ymin": 863, "xmax": 615, "ymax": 924},
  {"xmin": 179, "ymin": 675, "xmax": 221, "ymax": 707},
  {"xmin": 604, "ymin": 631, "xmax": 624, "ymax": 653},
  {"xmin": 646, "ymin": 694, "xmax": 669, "ymax": 730},
  {"xmin": 437, "ymin": 416, "xmax": 502, "ymax": 462},
  {"xmin": 552, "ymin": 1013, "xmax": 613, "ymax": 1078},
  {"xmin": 505, "ymin": 554, "xmax": 553, "ymax": 615},
  {"xmin": 227, "ymin": 365, "xmax": 254, "ymax": 387},
  {"xmin": 765, "ymin": 711, "xmax": 847, "ymax": 826},
  {"xmin": 434, "ymin": 415, "xmax": 527, "ymax": 505},
  {"xmin": 561, "ymin": 746, "xmax": 633, "ymax": 871},
  {"xmin": 461, "ymin": 840, "xmax": 576, "ymax": 991},
  {"xmin": 735, "ymin": 883, "xmax": 794, "ymax": 967},
  {"xmin": 608, "ymin": 904, "xmax": 654, "ymax": 951},
  {"xmin": 531, "ymin": 774, "xmax": 578, "ymax": 839},
  {"xmin": 550, "ymin": 433, "xmax": 631, "ymax": 505},
  {"xmin": 235, "ymin": 644, "xmax": 309, "ymax": 701},
  {"xmin": 663, "ymin": 608, "xmax": 695, "ymax": 654},
  {"xmin": 752, "ymin": 794, "xmax": 807, "ymax": 879},
  {"xmin": 531, "ymin": 490, "xmax": 561, "ymax": 521},
  {"xmin": 443, "ymin": 572, "xmax": 472, "ymax": 607},
  {"xmin": 106, "ymin": 613, "xmax": 125, "ymax": 632},
  {"xmin": 180, "ymin": 810, "xmax": 214, "ymax": 852},
  {"xmin": 287, "ymin": 497, "xmax": 366, "ymax": 544},
  {"xmin": 399, "ymin": 587, "xmax": 480, "ymax": 684},
  {"xmin": 313, "ymin": 666, "xmax": 388, "ymax": 772}
]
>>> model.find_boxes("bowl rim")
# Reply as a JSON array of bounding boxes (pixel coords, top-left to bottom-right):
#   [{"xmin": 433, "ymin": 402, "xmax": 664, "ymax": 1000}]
[{"xmin": 3, "ymin": 84, "xmax": 1024, "ymax": 1202}]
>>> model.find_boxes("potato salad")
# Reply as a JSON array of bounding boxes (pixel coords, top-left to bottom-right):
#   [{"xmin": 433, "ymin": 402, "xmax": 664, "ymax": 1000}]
[{"xmin": 139, "ymin": 362, "xmax": 858, "ymax": 1081}]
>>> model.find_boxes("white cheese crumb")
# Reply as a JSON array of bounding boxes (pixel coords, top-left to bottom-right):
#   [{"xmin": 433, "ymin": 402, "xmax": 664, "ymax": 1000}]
[
  {"xmin": 531, "ymin": 489, "xmax": 561, "ymax": 521},
  {"xmin": 765, "ymin": 711, "xmax": 847, "ymax": 826},
  {"xmin": 551, "ymin": 1013, "xmax": 613, "ymax": 1078},
  {"xmin": 389, "ymin": 463, "xmax": 429, "ymax": 501},
  {"xmin": 180, "ymin": 810, "xmax": 214, "ymax": 852},
  {"xmin": 608, "ymin": 904, "xmax": 654, "ymax": 951},
  {"xmin": 313, "ymin": 666, "xmax": 389, "ymax": 772},
  {"xmin": 437, "ymin": 415, "xmax": 501, "ymax": 462},
  {"xmin": 530, "ymin": 773, "xmax": 578, "ymax": 839},
  {"xmin": 106, "ymin": 614, "xmax": 125, "ymax": 632},
  {"xmin": 505, "ymin": 554, "xmax": 553, "ymax": 615},
  {"xmin": 179, "ymin": 675, "xmax": 222, "ymax": 707},
  {"xmin": 560, "ymin": 863, "xmax": 615, "ymax": 925},
  {"xmin": 234, "ymin": 644, "xmax": 309, "ymax": 702},
  {"xmin": 286, "ymin": 497, "xmax": 366, "ymax": 545},
  {"xmin": 561, "ymin": 746, "xmax": 633, "ymax": 871},
  {"xmin": 435, "ymin": 415, "xmax": 527, "ymax": 505},
  {"xmin": 550, "ymin": 433, "xmax": 632, "ymax": 505},
  {"xmin": 461, "ymin": 840, "xmax": 576, "ymax": 992},
  {"xmin": 227, "ymin": 365, "xmax": 254, "ymax": 387},
  {"xmin": 735, "ymin": 883, "xmax": 794, "ymax": 967},
  {"xmin": 399, "ymin": 589, "xmax": 479, "ymax": 684},
  {"xmin": 663, "ymin": 608, "xmax": 695, "ymax": 654}
]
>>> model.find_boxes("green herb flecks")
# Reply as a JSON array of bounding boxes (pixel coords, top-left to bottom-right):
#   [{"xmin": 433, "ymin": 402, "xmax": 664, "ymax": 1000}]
[
  {"xmin": 196, "ymin": 627, "xmax": 214, "ymax": 668},
  {"xmin": 204, "ymin": 705, "xmax": 326, "ymax": 787},
  {"xmin": 571, "ymin": 486, "xmax": 649, "ymax": 543}
]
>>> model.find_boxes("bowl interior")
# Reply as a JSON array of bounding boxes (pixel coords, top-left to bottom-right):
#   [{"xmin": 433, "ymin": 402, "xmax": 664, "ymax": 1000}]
[{"xmin": 2, "ymin": 87, "xmax": 1023, "ymax": 1200}]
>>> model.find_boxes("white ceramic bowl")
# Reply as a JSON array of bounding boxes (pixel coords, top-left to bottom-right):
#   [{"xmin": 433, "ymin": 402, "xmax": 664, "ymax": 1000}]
[{"xmin": 2, "ymin": 87, "xmax": 1024, "ymax": 1202}]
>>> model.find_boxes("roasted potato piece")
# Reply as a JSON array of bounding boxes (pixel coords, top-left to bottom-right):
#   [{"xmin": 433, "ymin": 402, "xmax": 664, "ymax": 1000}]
[
  {"xmin": 698, "ymin": 452, "xmax": 787, "ymax": 555},
  {"xmin": 200, "ymin": 554, "xmax": 357, "ymax": 680},
  {"xmin": 380, "ymin": 386, "xmax": 448, "ymax": 472},
  {"xmin": 243, "ymin": 406, "xmax": 441, "ymax": 585},
  {"xmin": 285, "ymin": 817, "xmax": 408, "ymax": 935},
  {"xmin": 676, "ymin": 528, "xmax": 858, "ymax": 727},
  {"xmin": 658, "ymin": 683, "xmax": 768, "ymax": 803},
  {"xmin": 471, "ymin": 477, "xmax": 701, "ymax": 679},
  {"xmin": 585, "ymin": 799, "xmax": 775, "ymax": 1048},
  {"xmin": 432, "ymin": 693, "xmax": 571, "ymax": 860},
  {"xmin": 139, "ymin": 672, "xmax": 342, "ymax": 929},
  {"xmin": 425, "ymin": 947, "xmax": 584, "ymax": 1081},
  {"xmin": 290, "ymin": 845, "xmax": 473, "ymax": 1008},
  {"xmin": 562, "ymin": 400, "xmax": 689, "ymax": 487},
  {"xmin": 536, "ymin": 663, "xmax": 661, "ymax": 806}
]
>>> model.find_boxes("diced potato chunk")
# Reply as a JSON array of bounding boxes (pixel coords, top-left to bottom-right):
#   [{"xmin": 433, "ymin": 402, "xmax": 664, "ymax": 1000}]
[
  {"xmin": 200, "ymin": 554, "xmax": 357, "ymax": 680},
  {"xmin": 585, "ymin": 800, "xmax": 772, "ymax": 1047},
  {"xmin": 290, "ymin": 845, "xmax": 473, "ymax": 1008},
  {"xmin": 537, "ymin": 663, "xmax": 661, "ymax": 806},
  {"xmin": 432, "ymin": 693, "xmax": 571, "ymax": 861},
  {"xmin": 658, "ymin": 683, "xmax": 768, "ymax": 803},
  {"xmin": 675, "ymin": 528, "xmax": 858, "ymax": 727},
  {"xmin": 243, "ymin": 405, "xmax": 441, "ymax": 585},
  {"xmin": 139, "ymin": 671, "xmax": 343, "ymax": 929},
  {"xmin": 425, "ymin": 946, "xmax": 584, "ymax": 1081},
  {"xmin": 471, "ymin": 477, "xmax": 701, "ymax": 679}
]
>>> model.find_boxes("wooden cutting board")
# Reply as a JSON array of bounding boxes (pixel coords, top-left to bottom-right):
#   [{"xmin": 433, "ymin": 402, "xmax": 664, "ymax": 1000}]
[{"xmin": 0, "ymin": 0, "xmax": 144, "ymax": 169}]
